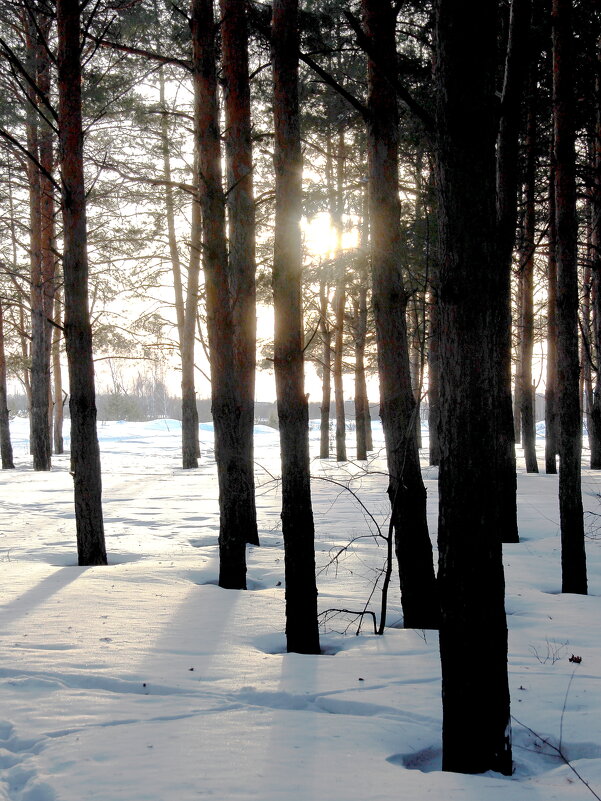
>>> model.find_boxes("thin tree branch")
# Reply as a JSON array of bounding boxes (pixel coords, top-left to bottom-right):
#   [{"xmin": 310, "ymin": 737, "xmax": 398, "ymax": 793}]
[{"xmin": 83, "ymin": 33, "xmax": 192, "ymax": 71}]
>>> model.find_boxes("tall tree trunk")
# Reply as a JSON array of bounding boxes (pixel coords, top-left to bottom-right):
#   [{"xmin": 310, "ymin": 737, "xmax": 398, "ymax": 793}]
[
  {"xmin": 57, "ymin": 0, "xmax": 107, "ymax": 565},
  {"xmin": 192, "ymin": 0, "xmax": 250, "ymax": 588},
  {"xmin": 221, "ymin": 0, "xmax": 259, "ymax": 545},
  {"xmin": 513, "ymin": 275, "xmax": 523, "ymax": 445},
  {"xmin": 181, "ymin": 188, "xmax": 201, "ymax": 468},
  {"xmin": 25, "ymin": 13, "xmax": 51, "ymax": 471},
  {"xmin": 19, "ymin": 305, "xmax": 31, "ymax": 409},
  {"xmin": 333, "ymin": 275, "xmax": 346, "ymax": 461},
  {"xmin": 159, "ymin": 69, "xmax": 200, "ymax": 467},
  {"xmin": 272, "ymin": 0, "xmax": 320, "ymax": 654},
  {"xmin": 319, "ymin": 272, "xmax": 332, "ymax": 459},
  {"xmin": 354, "ymin": 189, "xmax": 370, "ymax": 460},
  {"xmin": 546, "ymin": 142, "xmax": 560, "ymax": 473},
  {"xmin": 409, "ymin": 297, "xmax": 423, "ymax": 450},
  {"xmin": 434, "ymin": 0, "xmax": 512, "ymax": 775},
  {"xmin": 519, "ymin": 82, "xmax": 539, "ymax": 473},
  {"xmin": 427, "ymin": 279, "xmax": 441, "ymax": 466},
  {"xmin": 0, "ymin": 302, "xmax": 15, "ymax": 469},
  {"xmin": 363, "ymin": 0, "xmax": 439, "ymax": 631},
  {"xmin": 589, "ymin": 53, "xmax": 601, "ymax": 468},
  {"xmin": 52, "ymin": 290, "xmax": 64, "ymax": 454},
  {"xmin": 353, "ymin": 304, "xmax": 369, "ymax": 461},
  {"xmin": 38, "ymin": 14, "xmax": 57, "ymax": 456},
  {"xmin": 365, "ymin": 398, "xmax": 373, "ymax": 451},
  {"xmin": 6, "ymin": 168, "xmax": 31, "ymax": 408},
  {"xmin": 353, "ymin": 284, "xmax": 370, "ymax": 461},
  {"xmin": 552, "ymin": 0, "xmax": 587, "ymax": 594},
  {"xmin": 333, "ymin": 125, "xmax": 347, "ymax": 462},
  {"xmin": 581, "ymin": 206, "xmax": 593, "ymax": 444},
  {"xmin": 159, "ymin": 69, "xmax": 185, "ymax": 346},
  {"xmin": 494, "ymin": 0, "xmax": 532, "ymax": 542}
]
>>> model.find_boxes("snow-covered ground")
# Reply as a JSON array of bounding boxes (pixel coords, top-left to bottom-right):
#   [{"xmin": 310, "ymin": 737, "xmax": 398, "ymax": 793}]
[{"xmin": 1, "ymin": 417, "xmax": 600, "ymax": 800}]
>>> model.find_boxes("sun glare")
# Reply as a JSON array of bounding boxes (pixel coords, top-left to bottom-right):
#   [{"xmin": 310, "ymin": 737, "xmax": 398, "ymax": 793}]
[{"xmin": 302, "ymin": 212, "xmax": 359, "ymax": 259}]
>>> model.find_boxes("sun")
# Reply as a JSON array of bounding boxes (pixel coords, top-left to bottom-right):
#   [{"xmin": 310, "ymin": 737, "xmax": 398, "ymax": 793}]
[{"xmin": 302, "ymin": 212, "xmax": 359, "ymax": 259}]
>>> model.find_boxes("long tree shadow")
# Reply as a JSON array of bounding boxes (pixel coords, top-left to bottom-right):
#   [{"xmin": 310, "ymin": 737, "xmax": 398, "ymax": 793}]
[{"xmin": 0, "ymin": 567, "xmax": 88, "ymax": 624}]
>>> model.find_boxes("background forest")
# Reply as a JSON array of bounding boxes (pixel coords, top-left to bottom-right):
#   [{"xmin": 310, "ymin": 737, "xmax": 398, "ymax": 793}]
[{"xmin": 0, "ymin": 0, "xmax": 600, "ymax": 790}]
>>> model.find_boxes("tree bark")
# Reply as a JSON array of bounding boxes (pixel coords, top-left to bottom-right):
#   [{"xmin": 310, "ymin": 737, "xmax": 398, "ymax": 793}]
[
  {"xmin": 513, "ymin": 277, "xmax": 523, "ymax": 446},
  {"xmin": 546, "ymin": 143, "xmax": 559, "ymax": 473},
  {"xmin": 581, "ymin": 204, "xmax": 593, "ymax": 444},
  {"xmin": 363, "ymin": 0, "xmax": 439, "ymax": 631},
  {"xmin": 333, "ymin": 125, "xmax": 347, "ymax": 462},
  {"xmin": 518, "ymin": 80, "xmax": 539, "ymax": 473},
  {"xmin": 365, "ymin": 399, "xmax": 373, "ymax": 451},
  {"xmin": 0, "ymin": 302, "xmax": 15, "ymax": 469},
  {"xmin": 333, "ymin": 273, "xmax": 346, "ymax": 461},
  {"xmin": 181, "ymin": 187, "xmax": 201, "ymax": 468},
  {"xmin": 221, "ymin": 0, "xmax": 259, "ymax": 545},
  {"xmin": 427, "ymin": 280, "xmax": 441, "ymax": 466},
  {"xmin": 158, "ymin": 69, "xmax": 200, "ymax": 468},
  {"xmin": 192, "ymin": 0, "xmax": 251, "ymax": 588},
  {"xmin": 272, "ymin": 0, "xmax": 320, "ymax": 654},
  {"xmin": 354, "ymin": 189, "xmax": 370, "ymax": 461},
  {"xmin": 409, "ymin": 297, "xmax": 423, "ymax": 450},
  {"xmin": 319, "ymin": 272, "xmax": 332, "ymax": 459},
  {"xmin": 57, "ymin": 0, "xmax": 107, "ymax": 565},
  {"xmin": 6, "ymin": 170, "xmax": 31, "ymax": 409},
  {"xmin": 552, "ymin": 0, "xmax": 587, "ymax": 594},
  {"xmin": 589, "ymin": 53, "xmax": 601, "ymax": 468},
  {"xmin": 434, "ymin": 0, "xmax": 512, "ymax": 775},
  {"xmin": 52, "ymin": 290, "xmax": 64, "ymax": 454},
  {"xmin": 25, "ymin": 12, "xmax": 51, "ymax": 471},
  {"xmin": 38, "ymin": 13, "xmax": 57, "ymax": 457},
  {"xmin": 353, "ymin": 288, "xmax": 369, "ymax": 461},
  {"xmin": 494, "ymin": 0, "xmax": 532, "ymax": 542}
]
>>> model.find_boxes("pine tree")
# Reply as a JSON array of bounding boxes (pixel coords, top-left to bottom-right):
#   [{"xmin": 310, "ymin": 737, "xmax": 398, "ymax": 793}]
[
  {"xmin": 272, "ymin": 0, "xmax": 320, "ymax": 654},
  {"xmin": 434, "ymin": 0, "xmax": 512, "ymax": 774}
]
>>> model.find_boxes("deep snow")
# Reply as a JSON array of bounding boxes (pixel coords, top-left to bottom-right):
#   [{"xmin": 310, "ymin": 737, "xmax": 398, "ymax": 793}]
[{"xmin": 0, "ymin": 417, "xmax": 600, "ymax": 800}]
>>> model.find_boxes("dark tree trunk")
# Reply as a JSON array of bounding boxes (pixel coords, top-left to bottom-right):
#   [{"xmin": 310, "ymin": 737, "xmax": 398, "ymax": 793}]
[
  {"xmin": 52, "ymin": 290, "xmax": 64, "ymax": 454},
  {"xmin": 272, "ymin": 0, "xmax": 320, "ymax": 654},
  {"xmin": 363, "ymin": 0, "xmax": 439, "ymax": 631},
  {"xmin": 221, "ymin": 0, "xmax": 259, "ymax": 546},
  {"xmin": 354, "ymin": 333, "xmax": 368, "ymax": 460},
  {"xmin": 589, "ymin": 56, "xmax": 601, "ymax": 468},
  {"xmin": 57, "ymin": 0, "xmax": 107, "ymax": 565},
  {"xmin": 333, "ymin": 126, "xmax": 347, "ymax": 463},
  {"xmin": 427, "ymin": 280, "xmax": 441, "ymax": 466},
  {"xmin": 365, "ymin": 401, "xmax": 373, "ymax": 451},
  {"xmin": 159, "ymin": 70, "xmax": 200, "ymax": 468},
  {"xmin": 353, "ymin": 288, "xmax": 369, "ymax": 461},
  {"xmin": 333, "ymin": 272, "xmax": 346, "ymax": 462},
  {"xmin": 546, "ymin": 145, "xmax": 559, "ymax": 473},
  {"xmin": 519, "ymin": 82, "xmax": 539, "ymax": 473},
  {"xmin": 0, "ymin": 302, "xmax": 15, "ymax": 469},
  {"xmin": 513, "ymin": 276, "xmax": 523, "ymax": 446},
  {"xmin": 354, "ymin": 191, "xmax": 370, "ymax": 461},
  {"xmin": 494, "ymin": 0, "xmax": 532, "ymax": 542},
  {"xmin": 581, "ymin": 212, "xmax": 593, "ymax": 444},
  {"xmin": 552, "ymin": 0, "xmax": 587, "ymax": 594},
  {"xmin": 409, "ymin": 297, "xmax": 423, "ymax": 450},
  {"xmin": 25, "ymin": 14, "xmax": 51, "ymax": 471},
  {"xmin": 319, "ymin": 274, "xmax": 332, "ymax": 459},
  {"xmin": 6, "ymin": 172, "xmax": 31, "ymax": 408},
  {"xmin": 434, "ymin": 0, "xmax": 512, "ymax": 775},
  {"xmin": 181, "ymin": 189, "xmax": 201, "ymax": 468},
  {"xmin": 38, "ymin": 14, "xmax": 57, "ymax": 457},
  {"xmin": 192, "ymin": 0, "xmax": 250, "ymax": 589}
]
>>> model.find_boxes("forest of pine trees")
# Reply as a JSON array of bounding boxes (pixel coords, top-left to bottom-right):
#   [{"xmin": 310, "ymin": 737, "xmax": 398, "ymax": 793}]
[{"xmin": 0, "ymin": 0, "xmax": 599, "ymax": 776}]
